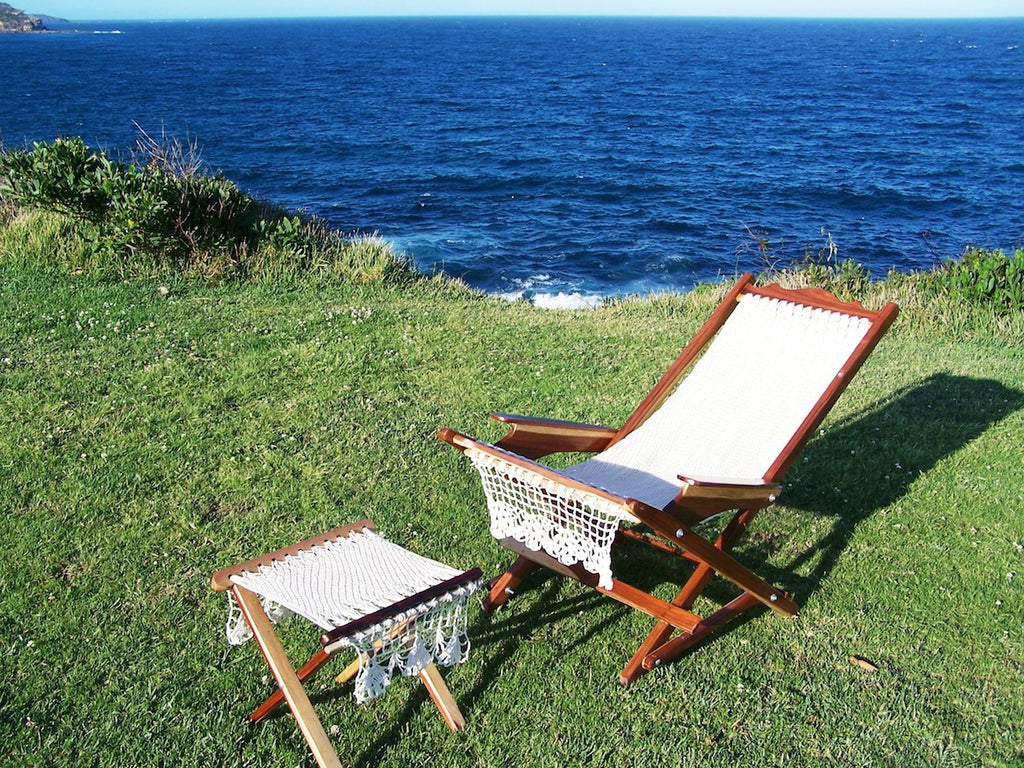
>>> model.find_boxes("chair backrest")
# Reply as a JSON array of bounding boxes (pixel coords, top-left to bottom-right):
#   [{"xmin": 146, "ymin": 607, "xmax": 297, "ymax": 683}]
[{"xmin": 563, "ymin": 275, "xmax": 898, "ymax": 510}]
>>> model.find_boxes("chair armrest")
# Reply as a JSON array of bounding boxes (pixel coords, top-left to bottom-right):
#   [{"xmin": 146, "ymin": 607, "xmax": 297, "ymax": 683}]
[
  {"xmin": 489, "ymin": 412, "xmax": 619, "ymax": 460},
  {"xmin": 669, "ymin": 475, "xmax": 782, "ymax": 522},
  {"xmin": 439, "ymin": 429, "xmax": 643, "ymax": 521}
]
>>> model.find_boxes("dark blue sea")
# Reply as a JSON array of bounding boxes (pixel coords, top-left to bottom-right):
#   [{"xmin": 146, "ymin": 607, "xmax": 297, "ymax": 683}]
[{"xmin": 2, "ymin": 17, "xmax": 1023, "ymax": 306}]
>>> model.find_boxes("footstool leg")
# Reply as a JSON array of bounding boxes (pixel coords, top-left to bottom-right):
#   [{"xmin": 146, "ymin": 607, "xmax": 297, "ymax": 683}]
[
  {"xmin": 234, "ymin": 585, "xmax": 343, "ymax": 768},
  {"xmin": 251, "ymin": 646, "xmax": 332, "ymax": 723},
  {"xmin": 418, "ymin": 662, "xmax": 466, "ymax": 731}
]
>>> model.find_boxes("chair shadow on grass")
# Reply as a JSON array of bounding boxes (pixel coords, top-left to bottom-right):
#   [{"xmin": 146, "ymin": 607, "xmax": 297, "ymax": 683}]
[{"xmin": 750, "ymin": 372, "xmax": 1024, "ymax": 606}]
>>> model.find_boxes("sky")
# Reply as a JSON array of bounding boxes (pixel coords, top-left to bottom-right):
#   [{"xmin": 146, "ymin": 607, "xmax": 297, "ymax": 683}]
[{"xmin": 29, "ymin": 0, "xmax": 1024, "ymax": 21}]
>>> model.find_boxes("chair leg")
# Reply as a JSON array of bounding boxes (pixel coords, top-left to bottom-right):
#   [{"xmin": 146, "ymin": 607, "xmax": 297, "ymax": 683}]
[
  {"xmin": 253, "ymin": 626, "xmax": 408, "ymax": 723},
  {"xmin": 248, "ymin": 622, "xmax": 466, "ymax": 737},
  {"xmin": 233, "ymin": 586, "xmax": 343, "ymax": 768},
  {"xmin": 618, "ymin": 559, "xmax": 719, "ymax": 685},
  {"xmin": 418, "ymin": 662, "xmax": 467, "ymax": 731},
  {"xmin": 640, "ymin": 591, "xmax": 762, "ymax": 672},
  {"xmin": 250, "ymin": 646, "xmax": 333, "ymax": 723},
  {"xmin": 482, "ymin": 556, "xmax": 540, "ymax": 611},
  {"xmin": 619, "ymin": 508, "xmax": 792, "ymax": 685}
]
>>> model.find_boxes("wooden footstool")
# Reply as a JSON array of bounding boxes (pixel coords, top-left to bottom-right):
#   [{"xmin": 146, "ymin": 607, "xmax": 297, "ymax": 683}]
[{"xmin": 211, "ymin": 520, "xmax": 482, "ymax": 768}]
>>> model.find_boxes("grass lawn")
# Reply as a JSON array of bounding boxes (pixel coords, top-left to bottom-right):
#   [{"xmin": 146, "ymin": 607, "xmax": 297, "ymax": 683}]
[{"xmin": 1, "ymin": 267, "xmax": 1021, "ymax": 767}]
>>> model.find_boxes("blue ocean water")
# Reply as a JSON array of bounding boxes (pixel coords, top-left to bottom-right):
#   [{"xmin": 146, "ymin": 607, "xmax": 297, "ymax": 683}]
[{"xmin": 2, "ymin": 17, "xmax": 1022, "ymax": 305}]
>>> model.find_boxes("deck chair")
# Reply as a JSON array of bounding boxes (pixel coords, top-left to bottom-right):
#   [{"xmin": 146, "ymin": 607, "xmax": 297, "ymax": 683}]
[
  {"xmin": 439, "ymin": 273, "xmax": 898, "ymax": 685},
  {"xmin": 211, "ymin": 520, "xmax": 483, "ymax": 768}
]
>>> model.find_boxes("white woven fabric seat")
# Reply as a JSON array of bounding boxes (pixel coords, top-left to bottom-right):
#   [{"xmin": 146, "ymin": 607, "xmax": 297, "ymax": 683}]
[
  {"xmin": 464, "ymin": 293, "xmax": 873, "ymax": 589},
  {"xmin": 561, "ymin": 294, "xmax": 873, "ymax": 508}
]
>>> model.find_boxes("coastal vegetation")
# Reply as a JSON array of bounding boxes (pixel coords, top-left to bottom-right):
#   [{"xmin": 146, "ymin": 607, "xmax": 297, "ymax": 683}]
[
  {"xmin": 1, "ymin": 136, "xmax": 1021, "ymax": 766},
  {"xmin": 0, "ymin": 135, "xmax": 413, "ymax": 284}
]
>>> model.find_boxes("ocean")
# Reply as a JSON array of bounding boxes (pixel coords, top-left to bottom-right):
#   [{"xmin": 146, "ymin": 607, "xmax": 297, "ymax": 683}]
[{"xmin": 2, "ymin": 16, "xmax": 1022, "ymax": 306}]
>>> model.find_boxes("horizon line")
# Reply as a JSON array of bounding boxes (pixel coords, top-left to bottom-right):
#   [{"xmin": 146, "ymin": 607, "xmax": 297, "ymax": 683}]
[{"xmin": 48, "ymin": 12, "xmax": 1024, "ymax": 22}]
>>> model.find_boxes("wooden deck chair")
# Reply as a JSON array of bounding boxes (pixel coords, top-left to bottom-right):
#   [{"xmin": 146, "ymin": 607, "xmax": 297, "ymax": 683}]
[
  {"xmin": 211, "ymin": 520, "xmax": 483, "ymax": 768},
  {"xmin": 439, "ymin": 273, "xmax": 898, "ymax": 685}
]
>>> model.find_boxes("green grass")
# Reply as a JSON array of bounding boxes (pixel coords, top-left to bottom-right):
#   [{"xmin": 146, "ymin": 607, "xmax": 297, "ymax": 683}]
[{"xmin": 1, "ymin": 260, "xmax": 1022, "ymax": 768}]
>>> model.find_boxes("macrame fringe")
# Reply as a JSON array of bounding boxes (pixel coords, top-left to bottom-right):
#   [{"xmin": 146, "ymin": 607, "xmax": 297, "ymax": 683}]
[
  {"xmin": 225, "ymin": 591, "xmax": 293, "ymax": 646},
  {"xmin": 467, "ymin": 447, "xmax": 630, "ymax": 590},
  {"xmin": 340, "ymin": 586, "xmax": 477, "ymax": 703}
]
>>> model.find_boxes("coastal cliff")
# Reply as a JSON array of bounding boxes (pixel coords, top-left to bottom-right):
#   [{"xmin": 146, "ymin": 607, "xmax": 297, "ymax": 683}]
[{"xmin": 0, "ymin": 2, "xmax": 45, "ymax": 31}]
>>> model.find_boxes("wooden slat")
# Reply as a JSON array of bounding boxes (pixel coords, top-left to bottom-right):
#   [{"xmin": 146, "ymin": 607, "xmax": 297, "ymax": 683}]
[
  {"xmin": 659, "ymin": 523, "xmax": 798, "ymax": 617},
  {"xmin": 615, "ymin": 527, "xmax": 701, "ymax": 563},
  {"xmin": 334, "ymin": 655, "xmax": 362, "ymax": 686},
  {"xmin": 319, "ymin": 567, "xmax": 483, "ymax": 648},
  {"xmin": 482, "ymin": 556, "xmax": 541, "ymax": 611},
  {"xmin": 670, "ymin": 477, "xmax": 781, "ymax": 521},
  {"xmin": 751, "ymin": 281, "xmax": 878, "ymax": 317},
  {"xmin": 499, "ymin": 538, "xmax": 703, "ymax": 633},
  {"xmin": 618, "ymin": 508, "xmax": 760, "ymax": 685},
  {"xmin": 639, "ymin": 591, "xmax": 762, "ymax": 672}
]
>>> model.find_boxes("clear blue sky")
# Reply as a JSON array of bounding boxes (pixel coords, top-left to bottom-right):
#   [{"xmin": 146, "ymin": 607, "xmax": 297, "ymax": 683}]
[{"xmin": 32, "ymin": 1, "xmax": 1024, "ymax": 21}]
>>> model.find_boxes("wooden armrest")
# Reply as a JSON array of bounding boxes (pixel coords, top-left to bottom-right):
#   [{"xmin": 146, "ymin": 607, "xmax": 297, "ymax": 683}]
[
  {"xmin": 678, "ymin": 474, "xmax": 776, "ymax": 488},
  {"xmin": 489, "ymin": 412, "xmax": 619, "ymax": 460},
  {"xmin": 669, "ymin": 475, "xmax": 781, "ymax": 522}
]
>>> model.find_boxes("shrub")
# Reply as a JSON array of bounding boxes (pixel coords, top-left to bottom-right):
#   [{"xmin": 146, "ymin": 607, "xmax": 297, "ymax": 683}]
[
  {"xmin": 798, "ymin": 228, "xmax": 870, "ymax": 300},
  {"xmin": 742, "ymin": 225, "xmax": 871, "ymax": 301},
  {"xmin": 0, "ymin": 136, "xmax": 265, "ymax": 270},
  {"xmin": 0, "ymin": 134, "xmax": 414, "ymax": 284},
  {"xmin": 930, "ymin": 247, "xmax": 1024, "ymax": 313}
]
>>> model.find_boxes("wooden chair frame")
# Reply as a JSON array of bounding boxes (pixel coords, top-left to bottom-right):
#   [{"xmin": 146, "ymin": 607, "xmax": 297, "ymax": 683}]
[
  {"xmin": 440, "ymin": 274, "xmax": 898, "ymax": 685},
  {"xmin": 211, "ymin": 520, "xmax": 482, "ymax": 768}
]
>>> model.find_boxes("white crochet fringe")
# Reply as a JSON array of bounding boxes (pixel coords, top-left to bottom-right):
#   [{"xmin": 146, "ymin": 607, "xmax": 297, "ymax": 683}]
[
  {"xmin": 335, "ymin": 586, "xmax": 477, "ymax": 702},
  {"xmin": 467, "ymin": 447, "xmax": 634, "ymax": 590}
]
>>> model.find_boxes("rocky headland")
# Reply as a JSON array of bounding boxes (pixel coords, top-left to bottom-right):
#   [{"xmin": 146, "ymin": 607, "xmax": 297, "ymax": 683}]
[{"xmin": 0, "ymin": 2, "xmax": 49, "ymax": 31}]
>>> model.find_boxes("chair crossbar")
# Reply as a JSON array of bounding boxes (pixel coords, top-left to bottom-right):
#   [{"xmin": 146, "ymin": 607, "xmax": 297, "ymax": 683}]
[{"xmin": 320, "ymin": 566, "xmax": 484, "ymax": 648}]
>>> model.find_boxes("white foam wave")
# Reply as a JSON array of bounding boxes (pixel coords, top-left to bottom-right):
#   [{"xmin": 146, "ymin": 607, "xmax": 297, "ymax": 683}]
[
  {"xmin": 499, "ymin": 290, "xmax": 605, "ymax": 310},
  {"xmin": 533, "ymin": 292, "xmax": 605, "ymax": 310}
]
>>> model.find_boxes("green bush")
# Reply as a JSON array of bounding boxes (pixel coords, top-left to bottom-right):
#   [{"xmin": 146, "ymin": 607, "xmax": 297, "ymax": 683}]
[
  {"xmin": 0, "ymin": 136, "xmax": 393, "ymax": 281},
  {"xmin": 930, "ymin": 247, "xmax": 1024, "ymax": 313},
  {"xmin": 801, "ymin": 257, "xmax": 870, "ymax": 301},
  {"xmin": 796, "ymin": 229, "xmax": 869, "ymax": 300},
  {"xmin": 741, "ymin": 225, "xmax": 871, "ymax": 301}
]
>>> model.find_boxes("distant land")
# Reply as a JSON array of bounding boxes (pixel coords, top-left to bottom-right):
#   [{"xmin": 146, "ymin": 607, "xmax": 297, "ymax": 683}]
[{"xmin": 0, "ymin": 2, "xmax": 66, "ymax": 31}]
